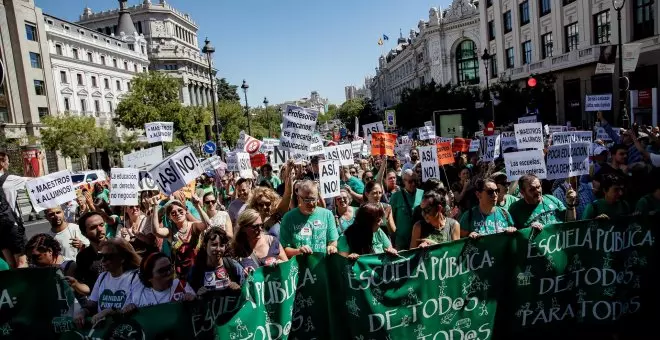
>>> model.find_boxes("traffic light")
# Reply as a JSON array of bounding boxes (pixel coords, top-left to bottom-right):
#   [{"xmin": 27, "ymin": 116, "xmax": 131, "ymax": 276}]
[{"xmin": 527, "ymin": 76, "xmax": 537, "ymax": 88}]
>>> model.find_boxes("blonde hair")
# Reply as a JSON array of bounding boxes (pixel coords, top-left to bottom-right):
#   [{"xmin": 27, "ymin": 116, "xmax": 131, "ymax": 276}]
[
  {"xmin": 232, "ymin": 209, "xmax": 262, "ymax": 258},
  {"xmin": 248, "ymin": 187, "xmax": 281, "ymax": 214}
]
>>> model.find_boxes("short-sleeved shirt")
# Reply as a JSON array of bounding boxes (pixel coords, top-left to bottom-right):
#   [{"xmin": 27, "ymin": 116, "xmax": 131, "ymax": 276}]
[
  {"xmin": 508, "ymin": 195, "xmax": 567, "ymax": 229},
  {"xmin": 48, "ymin": 223, "xmax": 90, "ymax": 261},
  {"xmin": 389, "ymin": 189, "xmax": 424, "ymax": 250},
  {"xmin": 582, "ymin": 199, "xmax": 630, "ymax": 220},
  {"xmin": 90, "ymin": 270, "xmax": 139, "ymax": 312},
  {"xmin": 337, "ymin": 228, "xmax": 392, "ymax": 254},
  {"xmin": 497, "ymin": 194, "xmax": 519, "ymax": 211},
  {"xmin": 635, "ymin": 194, "xmax": 660, "ymax": 215},
  {"xmin": 341, "ymin": 176, "xmax": 364, "ymax": 195},
  {"xmin": 459, "ymin": 207, "xmax": 514, "ymax": 235},
  {"xmin": 129, "ymin": 279, "xmax": 195, "ymax": 307},
  {"xmin": 280, "ymin": 207, "xmax": 339, "ymax": 253}
]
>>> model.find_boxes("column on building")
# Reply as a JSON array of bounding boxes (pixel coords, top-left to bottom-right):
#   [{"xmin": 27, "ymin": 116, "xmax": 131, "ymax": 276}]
[
  {"xmin": 195, "ymin": 85, "xmax": 201, "ymax": 107},
  {"xmin": 205, "ymin": 87, "xmax": 211, "ymax": 106},
  {"xmin": 191, "ymin": 84, "xmax": 198, "ymax": 106},
  {"xmin": 201, "ymin": 86, "xmax": 207, "ymax": 107},
  {"xmin": 181, "ymin": 82, "xmax": 191, "ymax": 106}
]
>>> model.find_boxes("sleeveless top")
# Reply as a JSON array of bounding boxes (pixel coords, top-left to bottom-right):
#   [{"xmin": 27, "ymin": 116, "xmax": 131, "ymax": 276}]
[
  {"xmin": 420, "ymin": 217, "xmax": 458, "ymax": 245},
  {"xmin": 336, "ymin": 207, "xmax": 357, "ymax": 234},
  {"xmin": 237, "ymin": 236, "xmax": 281, "ymax": 269}
]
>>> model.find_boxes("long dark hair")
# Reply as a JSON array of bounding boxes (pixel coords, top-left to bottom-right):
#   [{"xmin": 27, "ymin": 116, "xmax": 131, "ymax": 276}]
[
  {"xmin": 362, "ymin": 181, "xmax": 382, "ymax": 203},
  {"xmin": 192, "ymin": 227, "xmax": 231, "ymax": 269},
  {"xmin": 344, "ymin": 203, "xmax": 384, "ymax": 255}
]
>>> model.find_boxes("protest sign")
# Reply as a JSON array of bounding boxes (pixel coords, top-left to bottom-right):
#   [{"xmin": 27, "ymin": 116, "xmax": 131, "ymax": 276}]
[
  {"xmin": 362, "ymin": 122, "xmax": 384, "ymax": 145},
  {"xmin": 200, "ymin": 156, "xmax": 223, "ymax": 171},
  {"xmin": 585, "ymin": 94, "xmax": 612, "ymax": 111},
  {"xmin": 236, "ymin": 152, "xmax": 253, "ymax": 179},
  {"xmin": 514, "ymin": 122, "xmax": 544, "ymax": 150},
  {"xmin": 337, "ymin": 144, "xmax": 354, "ymax": 166},
  {"xmin": 452, "ymin": 138, "xmax": 470, "ymax": 153},
  {"xmin": 122, "ymin": 145, "xmax": 163, "ymax": 170},
  {"xmin": 479, "ymin": 135, "xmax": 501, "ymax": 162},
  {"xmin": 469, "ymin": 139, "xmax": 480, "ymax": 152},
  {"xmin": 518, "ymin": 115, "xmax": 537, "ymax": 123},
  {"xmin": 144, "ymin": 122, "xmax": 174, "ymax": 143},
  {"xmin": 323, "ymin": 145, "xmax": 339, "ymax": 161},
  {"xmin": 26, "ymin": 170, "xmax": 75, "ymax": 211},
  {"xmin": 319, "ymin": 160, "xmax": 340, "ymax": 199},
  {"xmin": 545, "ymin": 142, "xmax": 590, "ymax": 180},
  {"xmin": 280, "ymin": 105, "xmax": 318, "ymax": 155},
  {"xmin": 351, "ymin": 140, "xmax": 363, "ymax": 154},
  {"xmin": 384, "ymin": 109, "xmax": 396, "ymax": 128},
  {"xmin": 249, "ymin": 153, "xmax": 267, "ymax": 168},
  {"xmin": 424, "ymin": 120, "xmax": 433, "ymax": 126},
  {"xmin": 138, "ymin": 171, "xmax": 158, "ymax": 191},
  {"xmin": 226, "ymin": 152, "xmax": 238, "ymax": 171},
  {"xmin": 148, "ymin": 146, "xmax": 203, "ymax": 196},
  {"xmin": 419, "ymin": 125, "xmax": 435, "ymax": 140},
  {"xmin": 551, "ymin": 131, "xmax": 593, "ymax": 146},
  {"xmin": 309, "ymin": 134, "xmax": 324, "ymax": 156},
  {"xmin": 547, "ymin": 125, "xmax": 567, "ymax": 135},
  {"xmin": 419, "ymin": 145, "xmax": 440, "ymax": 182},
  {"xmin": 109, "ymin": 168, "xmax": 139, "ymax": 206},
  {"xmin": 242, "ymin": 133, "xmax": 263, "ymax": 154},
  {"xmin": 503, "ymin": 149, "xmax": 547, "ymax": 181},
  {"xmin": 436, "ymin": 142, "xmax": 454, "ymax": 166},
  {"xmin": 500, "ymin": 131, "xmax": 518, "ymax": 151},
  {"xmin": 260, "ymin": 138, "xmax": 279, "ymax": 153},
  {"xmin": 370, "ymin": 132, "xmax": 396, "ymax": 156},
  {"xmin": 595, "ymin": 127, "xmax": 614, "ymax": 141}
]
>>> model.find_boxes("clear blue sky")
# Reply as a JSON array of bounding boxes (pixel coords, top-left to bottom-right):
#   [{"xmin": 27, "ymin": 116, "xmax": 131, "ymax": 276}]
[{"xmin": 36, "ymin": 0, "xmax": 452, "ymax": 105}]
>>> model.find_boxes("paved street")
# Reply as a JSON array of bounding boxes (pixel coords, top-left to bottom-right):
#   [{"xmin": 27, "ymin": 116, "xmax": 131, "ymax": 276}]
[{"xmin": 24, "ymin": 219, "xmax": 51, "ymax": 240}]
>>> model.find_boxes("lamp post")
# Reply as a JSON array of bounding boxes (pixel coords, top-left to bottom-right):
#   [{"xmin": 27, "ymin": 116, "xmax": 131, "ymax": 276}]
[
  {"xmin": 481, "ymin": 48, "xmax": 495, "ymax": 123},
  {"xmin": 613, "ymin": 0, "xmax": 630, "ymax": 128},
  {"xmin": 202, "ymin": 38, "xmax": 222, "ymax": 158},
  {"xmin": 263, "ymin": 97, "xmax": 270, "ymax": 137},
  {"xmin": 241, "ymin": 80, "xmax": 251, "ymax": 135}
]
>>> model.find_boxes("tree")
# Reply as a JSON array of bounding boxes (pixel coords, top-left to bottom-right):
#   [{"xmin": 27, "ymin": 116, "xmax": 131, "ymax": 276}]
[
  {"xmin": 41, "ymin": 115, "xmax": 99, "ymax": 169},
  {"xmin": 336, "ymin": 98, "xmax": 365, "ymax": 126},
  {"xmin": 216, "ymin": 78, "xmax": 240, "ymax": 102},
  {"xmin": 318, "ymin": 104, "xmax": 338, "ymax": 124},
  {"xmin": 216, "ymin": 100, "xmax": 247, "ymax": 147}
]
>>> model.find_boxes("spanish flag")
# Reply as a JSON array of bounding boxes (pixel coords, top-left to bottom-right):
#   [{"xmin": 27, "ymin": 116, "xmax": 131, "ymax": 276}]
[{"xmin": 378, "ymin": 38, "xmax": 384, "ymax": 46}]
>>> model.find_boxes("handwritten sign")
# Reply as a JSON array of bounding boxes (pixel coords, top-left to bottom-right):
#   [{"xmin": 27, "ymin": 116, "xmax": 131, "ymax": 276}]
[
  {"xmin": 237, "ymin": 152, "xmax": 253, "ymax": 179},
  {"xmin": 144, "ymin": 122, "xmax": 174, "ymax": 143},
  {"xmin": 26, "ymin": 170, "xmax": 76, "ymax": 211},
  {"xmin": 280, "ymin": 105, "xmax": 318, "ymax": 155},
  {"xmin": 109, "ymin": 168, "xmax": 139, "ymax": 206},
  {"xmin": 122, "ymin": 145, "xmax": 163, "ymax": 170},
  {"xmin": 337, "ymin": 144, "xmax": 354, "ymax": 166},
  {"xmin": 419, "ymin": 126, "xmax": 435, "ymax": 140},
  {"xmin": 545, "ymin": 142, "xmax": 590, "ymax": 180},
  {"xmin": 500, "ymin": 131, "xmax": 518, "ymax": 151}
]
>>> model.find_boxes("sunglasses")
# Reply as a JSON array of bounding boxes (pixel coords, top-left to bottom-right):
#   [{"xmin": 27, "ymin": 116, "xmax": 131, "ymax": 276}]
[
  {"xmin": 204, "ymin": 200, "xmax": 216, "ymax": 205},
  {"xmin": 482, "ymin": 189, "xmax": 498, "ymax": 196},
  {"xmin": 256, "ymin": 201, "xmax": 271, "ymax": 209},
  {"xmin": 248, "ymin": 223, "xmax": 264, "ymax": 231},
  {"xmin": 98, "ymin": 252, "xmax": 119, "ymax": 261},
  {"xmin": 170, "ymin": 209, "xmax": 186, "ymax": 216},
  {"xmin": 127, "ymin": 206, "xmax": 140, "ymax": 210},
  {"xmin": 155, "ymin": 264, "xmax": 173, "ymax": 276},
  {"xmin": 365, "ymin": 177, "xmax": 374, "ymax": 181}
]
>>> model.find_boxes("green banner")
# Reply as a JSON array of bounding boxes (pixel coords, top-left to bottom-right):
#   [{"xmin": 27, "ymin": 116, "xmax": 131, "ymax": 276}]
[{"xmin": 0, "ymin": 218, "xmax": 656, "ymax": 339}]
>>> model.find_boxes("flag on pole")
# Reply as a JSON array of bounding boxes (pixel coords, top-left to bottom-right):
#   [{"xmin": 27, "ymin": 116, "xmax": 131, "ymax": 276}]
[
  {"xmin": 383, "ymin": 34, "xmax": 389, "ymax": 41},
  {"xmin": 377, "ymin": 38, "xmax": 384, "ymax": 46}
]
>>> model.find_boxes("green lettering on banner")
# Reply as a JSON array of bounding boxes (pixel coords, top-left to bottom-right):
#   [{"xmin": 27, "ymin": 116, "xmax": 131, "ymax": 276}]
[{"xmin": 0, "ymin": 219, "xmax": 656, "ymax": 339}]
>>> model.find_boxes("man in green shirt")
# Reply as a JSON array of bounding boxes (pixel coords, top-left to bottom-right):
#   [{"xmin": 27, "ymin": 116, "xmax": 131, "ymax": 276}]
[
  {"xmin": 583, "ymin": 173, "xmax": 630, "ymax": 219},
  {"xmin": 389, "ymin": 169, "xmax": 424, "ymax": 250},
  {"xmin": 509, "ymin": 174, "xmax": 577, "ymax": 229},
  {"xmin": 280, "ymin": 180, "xmax": 338, "ymax": 257},
  {"xmin": 459, "ymin": 179, "xmax": 516, "ymax": 237}
]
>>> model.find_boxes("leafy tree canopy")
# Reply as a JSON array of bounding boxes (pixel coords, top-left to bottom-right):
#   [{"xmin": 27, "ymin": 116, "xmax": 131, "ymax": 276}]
[{"xmin": 216, "ymin": 78, "xmax": 240, "ymax": 102}]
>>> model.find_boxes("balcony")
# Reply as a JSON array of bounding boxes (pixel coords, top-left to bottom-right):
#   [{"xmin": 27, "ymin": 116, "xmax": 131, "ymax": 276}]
[{"xmin": 499, "ymin": 46, "xmax": 599, "ymax": 80}]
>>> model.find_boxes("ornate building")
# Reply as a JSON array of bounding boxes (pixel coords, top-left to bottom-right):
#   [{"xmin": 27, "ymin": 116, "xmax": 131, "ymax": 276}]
[
  {"xmin": 76, "ymin": 0, "xmax": 217, "ymax": 107},
  {"xmin": 370, "ymin": 0, "xmax": 483, "ymax": 110}
]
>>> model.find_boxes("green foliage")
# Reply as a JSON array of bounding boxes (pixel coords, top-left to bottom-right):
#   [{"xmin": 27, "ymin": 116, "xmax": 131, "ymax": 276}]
[
  {"xmin": 216, "ymin": 100, "xmax": 247, "ymax": 147},
  {"xmin": 318, "ymin": 104, "xmax": 338, "ymax": 124},
  {"xmin": 216, "ymin": 78, "xmax": 240, "ymax": 102},
  {"xmin": 41, "ymin": 115, "xmax": 99, "ymax": 168},
  {"xmin": 336, "ymin": 98, "xmax": 365, "ymax": 125}
]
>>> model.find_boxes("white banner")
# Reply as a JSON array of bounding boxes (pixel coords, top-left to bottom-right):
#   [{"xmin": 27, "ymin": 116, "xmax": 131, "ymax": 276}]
[
  {"xmin": 551, "ymin": 131, "xmax": 593, "ymax": 146},
  {"xmin": 546, "ymin": 142, "xmax": 590, "ymax": 181},
  {"xmin": 585, "ymin": 94, "xmax": 612, "ymax": 111},
  {"xmin": 260, "ymin": 138, "xmax": 279, "ymax": 153},
  {"xmin": 418, "ymin": 145, "xmax": 440, "ymax": 182},
  {"xmin": 500, "ymin": 131, "xmax": 517, "ymax": 151},
  {"xmin": 26, "ymin": 170, "xmax": 76, "ymax": 211},
  {"xmin": 323, "ymin": 145, "xmax": 339, "ymax": 161},
  {"xmin": 123, "ymin": 145, "xmax": 163, "ymax": 170},
  {"xmin": 308, "ymin": 134, "xmax": 324, "ymax": 156},
  {"xmin": 337, "ymin": 144, "xmax": 354, "ymax": 166},
  {"xmin": 362, "ymin": 122, "xmax": 384, "ymax": 145},
  {"xmin": 503, "ymin": 150, "xmax": 547, "ymax": 181},
  {"xmin": 237, "ymin": 152, "xmax": 253, "ymax": 179},
  {"xmin": 280, "ymin": 105, "xmax": 318, "ymax": 155},
  {"xmin": 319, "ymin": 160, "xmax": 340, "ymax": 199},
  {"xmin": 623, "ymin": 43, "xmax": 641, "ymax": 73},
  {"xmin": 148, "ymin": 146, "xmax": 203, "ymax": 195},
  {"xmin": 109, "ymin": 168, "xmax": 139, "ymax": 206},
  {"xmin": 419, "ymin": 126, "xmax": 436, "ymax": 140},
  {"xmin": 518, "ymin": 116, "xmax": 537, "ymax": 124},
  {"xmin": 514, "ymin": 122, "xmax": 544, "ymax": 150},
  {"xmin": 479, "ymin": 135, "xmax": 501, "ymax": 162},
  {"xmin": 200, "ymin": 156, "xmax": 223, "ymax": 171},
  {"xmin": 144, "ymin": 122, "xmax": 174, "ymax": 143}
]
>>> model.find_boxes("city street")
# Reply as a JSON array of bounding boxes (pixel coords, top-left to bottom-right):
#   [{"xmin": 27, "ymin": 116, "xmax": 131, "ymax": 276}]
[{"xmin": 24, "ymin": 219, "xmax": 51, "ymax": 240}]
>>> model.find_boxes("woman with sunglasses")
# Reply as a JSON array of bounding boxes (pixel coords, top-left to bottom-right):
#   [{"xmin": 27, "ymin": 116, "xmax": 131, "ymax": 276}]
[
  {"xmin": 231, "ymin": 209, "xmax": 287, "ymax": 269},
  {"xmin": 189, "ymin": 227, "xmax": 244, "ymax": 294},
  {"xmin": 74, "ymin": 238, "xmax": 141, "ymax": 328},
  {"xmin": 151, "ymin": 199, "xmax": 208, "ymax": 280},
  {"xmin": 122, "ymin": 252, "xmax": 195, "ymax": 312},
  {"xmin": 458, "ymin": 178, "xmax": 516, "ymax": 238},
  {"xmin": 193, "ymin": 192, "xmax": 233, "ymax": 238},
  {"xmin": 363, "ymin": 181, "xmax": 396, "ymax": 237},
  {"xmin": 248, "ymin": 165, "xmax": 293, "ymax": 239},
  {"xmin": 411, "ymin": 192, "xmax": 460, "ymax": 248},
  {"xmin": 334, "ymin": 188, "xmax": 357, "ymax": 234},
  {"xmin": 337, "ymin": 203, "xmax": 397, "ymax": 260},
  {"xmin": 120, "ymin": 202, "xmax": 157, "ymax": 255}
]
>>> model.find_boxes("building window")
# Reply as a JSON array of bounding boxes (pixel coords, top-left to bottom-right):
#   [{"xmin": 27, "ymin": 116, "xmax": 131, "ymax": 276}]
[
  {"xmin": 55, "ymin": 44, "xmax": 62, "ymax": 55},
  {"xmin": 100, "ymin": 55, "xmax": 106, "ymax": 65},
  {"xmin": 113, "ymin": 59, "xmax": 118, "ymax": 68},
  {"xmin": 60, "ymin": 71, "xmax": 67, "ymax": 83},
  {"xmin": 124, "ymin": 61, "xmax": 128, "ymax": 70},
  {"xmin": 72, "ymin": 48, "xmax": 79, "ymax": 59},
  {"xmin": 91, "ymin": 76, "xmax": 97, "ymax": 87},
  {"xmin": 128, "ymin": 43, "xmax": 134, "ymax": 51},
  {"xmin": 64, "ymin": 98, "xmax": 70, "ymax": 111},
  {"xmin": 539, "ymin": 0, "xmax": 551, "ymax": 17},
  {"xmin": 565, "ymin": 22, "xmax": 579, "ymax": 52},
  {"xmin": 34, "ymin": 80, "xmax": 45, "ymax": 95},
  {"xmin": 634, "ymin": 0, "xmax": 654, "ymax": 41},
  {"xmin": 80, "ymin": 99, "xmax": 87, "ymax": 112},
  {"xmin": 104, "ymin": 78, "xmax": 110, "ymax": 89},
  {"xmin": 94, "ymin": 100, "xmax": 100, "ymax": 113},
  {"xmin": 87, "ymin": 52, "xmax": 93, "ymax": 62},
  {"xmin": 136, "ymin": 21, "xmax": 143, "ymax": 34},
  {"xmin": 77, "ymin": 74, "xmax": 84, "ymax": 85},
  {"xmin": 563, "ymin": 0, "xmax": 576, "ymax": 4},
  {"xmin": 522, "ymin": 40, "xmax": 532, "ymax": 64},
  {"xmin": 38, "ymin": 107, "xmax": 48, "ymax": 118},
  {"xmin": 541, "ymin": 32, "xmax": 553, "ymax": 58},
  {"xmin": 488, "ymin": 21, "xmax": 495, "ymax": 40},
  {"xmin": 127, "ymin": 82, "xmax": 131, "ymax": 91},
  {"xmin": 455, "ymin": 40, "xmax": 479, "ymax": 86},
  {"xmin": 116, "ymin": 80, "xmax": 121, "ymax": 91},
  {"xmin": 506, "ymin": 47, "xmax": 515, "ymax": 68},
  {"xmin": 134, "ymin": 64, "xmax": 138, "ymax": 72},
  {"xmin": 490, "ymin": 54, "xmax": 498, "ymax": 78},
  {"xmin": 107, "ymin": 101, "xmax": 114, "ymax": 113},
  {"xmin": 594, "ymin": 10, "xmax": 611, "ymax": 44},
  {"xmin": 503, "ymin": 11, "xmax": 513, "ymax": 33},
  {"xmin": 487, "ymin": 0, "xmax": 493, "ymax": 7},
  {"xmin": 25, "ymin": 23, "xmax": 38, "ymax": 41},
  {"xmin": 29, "ymin": 52, "xmax": 42, "ymax": 68},
  {"xmin": 520, "ymin": 1, "xmax": 530, "ymax": 26},
  {"xmin": 142, "ymin": 67, "xmax": 147, "ymax": 73},
  {"xmin": 141, "ymin": 45, "xmax": 145, "ymax": 54}
]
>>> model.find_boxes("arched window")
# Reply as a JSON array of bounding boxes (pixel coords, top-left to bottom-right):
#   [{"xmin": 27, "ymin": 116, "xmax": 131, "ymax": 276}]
[{"xmin": 456, "ymin": 40, "xmax": 479, "ymax": 86}]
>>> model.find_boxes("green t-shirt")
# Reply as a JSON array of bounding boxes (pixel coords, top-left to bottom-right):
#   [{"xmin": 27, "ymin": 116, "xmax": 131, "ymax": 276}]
[
  {"xmin": 389, "ymin": 189, "xmax": 424, "ymax": 250},
  {"xmin": 459, "ymin": 206, "xmax": 514, "ymax": 235},
  {"xmin": 635, "ymin": 194, "xmax": 660, "ymax": 215},
  {"xmin": 280, "ymin": 207, "xmax": 339, "ymax": 253},
  {"xmin": 497, "ymin": 194, "xmax": 519, "ymax": 211},
  {"xmin": 582, "ymin": 199, "xmax": 630, "ymax": 220},
  {"xmin": 96, "ymin": 189, "xmax": 110, "ymax": 203},
  {"xmin": 341, "ymin": 176, "xmax": 364, "ymax": 195},
  {"xmin": 337, "ymin": 228, "xmax": 392, "ymax": 254},
  {"xmin": 0, "ymin": 258, "xmax": 9, "ymax": 271},
  {"xmin": 508, "ymin": 195, "xmax": 566, "ymax": 229}
]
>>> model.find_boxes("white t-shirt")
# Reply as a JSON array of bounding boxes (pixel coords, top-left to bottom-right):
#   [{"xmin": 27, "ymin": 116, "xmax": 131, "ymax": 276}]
[
  {"xmin": 48, "ymin": 223, "xmax": 90, "ymax": 261},
  {"xmin": 209, "ymin": 211, "xmax": 230, "ymax": 230},
  {"xmin": 1, "ymin": 174, "xmax": 27, "ymax": 214},
  {"xmin": 129, "ymin": 279, "xmax": 195, "ymax": 307},
  {"xmin": 90, "ymin": 270, "xmax": 139, "ymax": 312}
]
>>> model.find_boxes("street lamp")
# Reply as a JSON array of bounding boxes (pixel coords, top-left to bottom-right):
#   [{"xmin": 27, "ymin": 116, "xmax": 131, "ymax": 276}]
[
  {"xmin": 263, "ymin": 97, "xmax": 270, "ymax": 137},
  {"xmin": 613, "ymin": 0, "xmax": 630, "ymax": 128},
  {"xmin": 202, "ymin": 38, "xmax": 222, "ymax": 158},
  {"xmin": 241, "ymin": 80, "xmax": 251, "ymax": 135},
  {"xmin": 481, "ymin": 48, "xmax": 495, "ymax": 124}
]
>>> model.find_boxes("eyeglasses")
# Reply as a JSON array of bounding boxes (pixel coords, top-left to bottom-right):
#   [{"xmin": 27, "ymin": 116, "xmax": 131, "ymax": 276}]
[
  {"xmin": 204, "ymin": 200, "xmax": 216, "ymax": 205},
  {"xmin": 169, "ymin": 209, "xmax": 186, "ymax": 216},
  {"xmin": 300, "ymin": 197, "xmax": 317, "ymax": 204},
  {"xmin": 248, "ymin": 223, "xmax": 264, "ymax": 231},
  {"xmin": 155, "ymin": 264, "xmax": 173, "ymax": 276}
]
